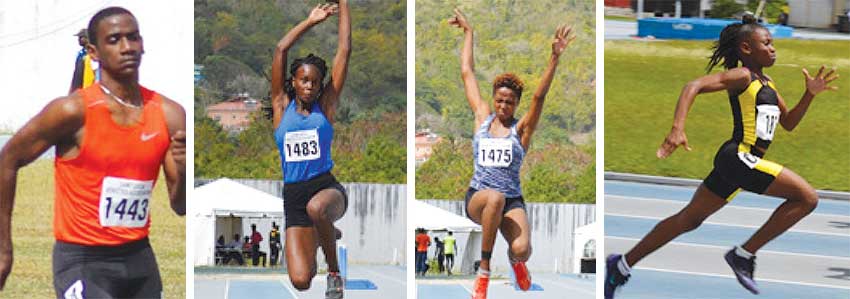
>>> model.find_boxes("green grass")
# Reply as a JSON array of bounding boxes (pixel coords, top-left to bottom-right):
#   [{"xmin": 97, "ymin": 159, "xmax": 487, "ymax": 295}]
[
  {"xmin": 4, "ymin": 160, "xmax": 185, "ymax": 298},
  {"xmin": 604, "ymin": 15, "xmax": 636, "ymax": 22},
  {"xmin": 604, "ymin": 40, "xmax": 850, "ymax": 191}
]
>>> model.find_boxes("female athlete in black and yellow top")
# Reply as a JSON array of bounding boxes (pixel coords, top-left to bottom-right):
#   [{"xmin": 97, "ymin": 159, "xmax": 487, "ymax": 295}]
[
  {"xmin": 271, "ymin": 1, "xmax": 350, "ymax": 298},
  {"xmin": 449, "ymin": 8, "xmax": 574, "ymax": 299},
  {"xmin": 605, "ymin": 16, "xmax": 839, "ymax": 299}
]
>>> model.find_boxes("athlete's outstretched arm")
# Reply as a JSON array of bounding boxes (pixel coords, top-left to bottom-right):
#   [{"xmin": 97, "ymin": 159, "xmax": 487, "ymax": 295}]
[
  {"xmin": 517, "ymin": 24, "xmax": 575, "ymax": 150},
  {"xmin": 0, "ymin": 96, "xmax": 84, "ymax": 290},
  {"xmin": 776, "ymin": 66, "xmax": 839, "ymax": 131},
  {"xmin": 271, "ymin": 3, "xmax": 338, "ymax": 128},
  {"xmin": 320, "ymin": 0, "xmax": 350, "ymax": 124},
  {"xmin": 161, "ymin": 97, "xmax": 186, "ymax": 216},
  {"xmin": 657, "ymin": 67, "xmax": 751, "ymax": 158},
  {"xmin": 449, "ymin": 8, "xmax": 489, "ymax": 130}
]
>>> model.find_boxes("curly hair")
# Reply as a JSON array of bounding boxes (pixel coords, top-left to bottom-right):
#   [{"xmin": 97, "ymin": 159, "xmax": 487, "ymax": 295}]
[
  {"xmin": 492, "ymin": 73, "xmax": 524, "ymax": 99},
  {"xmin": 285, "ymin": 53, "xmax": 329, "ymax": 101},
  {"xmin": 87, "ymin": 7, "xmax": 135, "ymax": 46},
  {"xmin": 706, "ymin": 15, "xmax": 766, "ymax": 73}
]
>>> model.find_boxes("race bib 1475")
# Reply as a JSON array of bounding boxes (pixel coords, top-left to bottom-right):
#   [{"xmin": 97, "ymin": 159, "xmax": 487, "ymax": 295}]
[{"xmin": 478, "ymin": 138, "xmax": 513, "ymax": 167}]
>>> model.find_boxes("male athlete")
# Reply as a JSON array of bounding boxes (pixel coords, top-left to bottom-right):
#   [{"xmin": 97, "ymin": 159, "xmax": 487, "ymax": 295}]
[{"xmin": 0, "ymin": 7, "xmax": 186, "ymax": 298}]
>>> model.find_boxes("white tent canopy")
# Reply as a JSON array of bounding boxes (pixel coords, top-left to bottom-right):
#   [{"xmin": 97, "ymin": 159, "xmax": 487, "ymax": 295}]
[
  {"xmin": 572, "ymin": 221, "xmax": 599, "ymax": 273},
  {"xmin": 192, "ymin": 178, "xmax": 283, "ymax": 266},
  {"xmin": 410, "ymin": 200, "xmax": 480, "ymax": 232}
]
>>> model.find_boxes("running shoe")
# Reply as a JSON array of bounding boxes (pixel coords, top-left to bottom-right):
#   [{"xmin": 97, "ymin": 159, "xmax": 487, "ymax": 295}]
[
  {"xmin": 326, "ymin": 272, "xmax": 344, "ymax": 299},
  {"xmin": 471, "ymin": 274, "xmax": 489, "ymax": 299},
  {"xmin": 724, "ymin": 249, "xmax": 759, "ymax": 294},
  {"xmin": 604, "ymin": 254, "xmax": 630, "ymax": 299},
  {"xmin": 511, "ymin": 261, "xmax": 532, "ymax": 291}
]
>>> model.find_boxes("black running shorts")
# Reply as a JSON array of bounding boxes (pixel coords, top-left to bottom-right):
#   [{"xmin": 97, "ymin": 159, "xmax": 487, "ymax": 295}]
[
  {"xmin": 464, "ymin": 187, "xmax": 527, "ymax": 220},
  {"xmin": 53, "ymin": 237, "xmax": 162, "ymax": 299},
  {"xmin": 704, "ymin": 140, "xmax": 784, "ymax": 200},
  {"xmin": 282, "ymin": 172, "xmax": 349, "ymax": 229}
]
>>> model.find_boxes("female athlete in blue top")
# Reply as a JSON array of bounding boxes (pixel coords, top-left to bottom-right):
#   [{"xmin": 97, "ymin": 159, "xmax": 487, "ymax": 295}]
[
  {"xmin": 271, "ymin": 1, "xmax": 350, "ymax": 298},
  {"xmin": 449, "ymin": 8, "xmax": 574, "ymax": 299}
]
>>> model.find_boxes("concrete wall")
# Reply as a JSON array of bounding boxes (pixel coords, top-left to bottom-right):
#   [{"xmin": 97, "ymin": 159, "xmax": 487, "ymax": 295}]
[
  {"xmin": 197, "ymin": 178, "xmax": 407, "ymax": 267},
  {"xmin": 422, "ymin": 200, "xmax": 596, "ymax": 274}
]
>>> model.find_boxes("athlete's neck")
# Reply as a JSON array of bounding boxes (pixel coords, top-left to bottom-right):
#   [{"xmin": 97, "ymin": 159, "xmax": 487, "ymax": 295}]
[
  {"xmin": 296, "ymin": 98, "xmax": 314, "ymax": 115},
  {"xmin": 741, "ymin": 61, "xmax": 765, "ymax": 79},
  {"xmin": 100, "ymin": 74, "xmax": 142, "ymax": 106}
]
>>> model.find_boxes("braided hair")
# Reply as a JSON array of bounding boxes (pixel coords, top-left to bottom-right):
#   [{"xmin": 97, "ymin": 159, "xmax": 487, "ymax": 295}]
[
  {"xmin": 706, "ymin": 15, "xmax": 765, "ymax": 73},
  {"xmin": 285, "ymin": 53, "xmax": 329, "ymax": 101}
]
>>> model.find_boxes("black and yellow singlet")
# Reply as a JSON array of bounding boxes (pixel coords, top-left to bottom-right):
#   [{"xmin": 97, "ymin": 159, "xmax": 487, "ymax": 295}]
[
  {"xmin": 729, "ymin": 72, "xmax": 781, "ymax": 154},
  {"xmin": 704, "ymin": 71, "xmax": 785, "ymax": 200}
]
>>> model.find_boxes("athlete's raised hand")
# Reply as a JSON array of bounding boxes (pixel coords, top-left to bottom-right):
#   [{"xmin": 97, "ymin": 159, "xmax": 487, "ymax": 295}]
[
  {"xmin": 802, "ymin": 66, "xmax": 839, "ymax": 96},
  {"xmin": 170, "ymin": 130, "xmax": 186, "ymax": 176},
  {"xmin": 0, "ymin": 248, "xmax": 11, "ymax": 291},
  {"xmin": 657, "ymin": 128, "xmax": 692, "ymax": 159},
  {"xmin": 448, "ymin": 8, "xmax": 472, "ymax": 32},
  {"xmin": 307, "ymin": 3, "xmax": 338, "ymax": 25},
  {"xmin": 552, "ymin": 24, "xmax": 576, "ymax": 56}
]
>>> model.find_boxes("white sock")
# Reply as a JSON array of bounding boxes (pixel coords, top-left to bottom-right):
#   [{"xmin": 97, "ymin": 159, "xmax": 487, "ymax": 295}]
[
  {"xmin": 617, "ymin": 256, "xmax": 631, "ymax": 276},
  {"xmin": 735, "ymin": 246, "xmax": 754, "ymax": 259},
  {"xmin": 478, "ymin": 269, "xmax": 491, "ymax": 277}
]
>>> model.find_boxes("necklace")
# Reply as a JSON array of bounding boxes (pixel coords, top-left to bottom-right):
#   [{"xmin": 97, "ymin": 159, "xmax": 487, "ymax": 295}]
[{"xmin": 100, "ymin": 84, "xmax": 143, "ymax": 109}]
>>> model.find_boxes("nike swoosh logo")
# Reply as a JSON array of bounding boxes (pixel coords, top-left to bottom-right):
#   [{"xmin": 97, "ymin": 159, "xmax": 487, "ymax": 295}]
[{"xmin": 141, "ymin": 132, "xmax": 159, "ymax": 141}]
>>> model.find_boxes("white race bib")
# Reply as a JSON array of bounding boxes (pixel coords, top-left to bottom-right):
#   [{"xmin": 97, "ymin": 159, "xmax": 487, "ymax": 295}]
[
  {"xmin": 284, "ymin": 129, "xmax": 321, "ymax": 162},
  {"xmin": 99, "ymin": 177, "xmax": 153, "ymax": 228},
  {"xmin": 737, "ymin": 151, "xmax": 761, "ymax": 169},
  {"xmin": 478, "ymin": 138, "xmax": 513, "ymax": 167},
  {"xmin": 755, "ymin": 105, "xmax": 780, "ymax": 141}
]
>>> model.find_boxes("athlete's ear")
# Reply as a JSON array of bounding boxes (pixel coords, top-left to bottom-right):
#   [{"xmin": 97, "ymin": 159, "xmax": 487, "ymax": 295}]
[
  {"xmin": 86, "ymin": 43, "xmax": 100, "ymax": 62},
  {"xmin": 739, "ymin": 40, "xmax": 752, "ymax": 56}
]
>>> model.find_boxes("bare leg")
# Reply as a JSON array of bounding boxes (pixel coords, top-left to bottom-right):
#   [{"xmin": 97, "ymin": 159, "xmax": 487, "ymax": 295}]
[
  {"xmin": 305, "ymin": 189, "xmax": 346, "ymax": 273},
  {"xmin": 499, "ymin": 208, "xmax": 531, "ymax": 262},
  {"xmin": 624, "ymin": 184, "xmax": 727, "ymax": 267},
  {"xmin": 285, "ymin": 226, "xmax": 318, "ymax": 290},
  {"xmin": 742, "ymin": 168, "xmax": 818, "ymax": 254},
  {"xmin": 466, "ymin": 189, "xmax": 506, "ymax": 271}
]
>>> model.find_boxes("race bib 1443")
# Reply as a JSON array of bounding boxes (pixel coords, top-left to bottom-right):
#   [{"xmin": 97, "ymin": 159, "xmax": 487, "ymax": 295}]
[
  {"xmin": 99, "ymin": 177, "xmax": 153, "ymax": 228},
  {"xmin": 478, "ymin": 138, "xmax": 513, "ymax": 167},
  {"xmin": 284, "ymin": 129, "xmax": 321, "ymax": 162}
]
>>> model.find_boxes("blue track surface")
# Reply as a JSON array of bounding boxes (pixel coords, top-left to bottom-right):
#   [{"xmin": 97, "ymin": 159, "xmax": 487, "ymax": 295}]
[
  {"xmin": 623, "ymin": 269, "xmax": 850, "ymax": 299},
  {"xmin": 606, "ymin": 181, "xmax": 850, "ymax": 216},
  {"xmin": 605, "ymin": 180, "xmax": 850, "ymax": 299},
  {"xmin": 229, "ymin": 281, "xmax": 295, "ymax": 299},
  {"xmin": 607, "ymin": 215, "xmax": 850, "ymax": 257}
]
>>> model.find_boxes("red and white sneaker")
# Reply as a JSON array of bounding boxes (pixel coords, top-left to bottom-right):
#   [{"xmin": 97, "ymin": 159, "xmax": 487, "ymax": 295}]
[
  {"xmin": 472, "ymin": 273, "xmax": 489, "ymax": 299},
  {"xmin": 511, "ymin": 261, "xmax": 531, "ymax": 291}
]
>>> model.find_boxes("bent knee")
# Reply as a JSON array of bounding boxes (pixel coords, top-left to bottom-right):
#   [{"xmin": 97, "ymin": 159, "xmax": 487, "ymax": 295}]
[
  {"xmin": 675, "ymin": 213, "xmax": 706, "ymax": 232},
  {"xmin": 798, "ymin": 188, "xmax": 819, "ymax": 211},
  {"xmin": 290, "ymin": 276, "xmax": 313, "ymax": 291},
  {"xmin": 510, "ymin": 239, "xmax": 531, "ymax": 261}
]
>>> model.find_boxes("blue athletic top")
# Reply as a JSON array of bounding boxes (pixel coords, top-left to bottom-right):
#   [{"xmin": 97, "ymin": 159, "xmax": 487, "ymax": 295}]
[
  {"xmin": 469, "ymin": 114, "xmax": 525, "ymax": 198},
  {"xmin": 274, "ymin": 100, "xmax": 334, "ymax": 183}
]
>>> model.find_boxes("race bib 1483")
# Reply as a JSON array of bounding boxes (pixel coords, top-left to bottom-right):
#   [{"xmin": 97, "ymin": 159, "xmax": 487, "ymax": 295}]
[
  {"xmin": 99, "ymin": 177, "xmax": 153, "ymax": 228},
  {"xmin": 284, "ymin": 129, "xmax": 321, "ymax": 162}
]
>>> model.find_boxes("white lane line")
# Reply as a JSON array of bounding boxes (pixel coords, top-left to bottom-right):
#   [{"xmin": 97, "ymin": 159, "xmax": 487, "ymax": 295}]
[
  {"xmin": 605, "ymin": 194, "xmax": 848, "ymax": 217},
  {"xmin": 533, "ymin": 276, "xmax": 596, "ymax": 296},
  {"xmin": 360, "ymin": 267, "xmax": 406, "ymax": 285},
  {"xmin": 605, "ymin": 212, "xmax": 850, "ymax": 238},
  {"xmin": 633, "ymin": 266, "xmax": 850, "ymax": 290},
  {"xmin": 606, "ymin": 236, "xmax": 850, "ymax": 261},
  {"xmin": 458, "ymin": 281, "xmax": 473, "ymax": 295},
  {"xmin": 224, "ymin": 279, "xmax": 230, "ymax": 299},
  {"xmin": 278, "ymin": 280, "xmax": 300, "ymax": 299}
]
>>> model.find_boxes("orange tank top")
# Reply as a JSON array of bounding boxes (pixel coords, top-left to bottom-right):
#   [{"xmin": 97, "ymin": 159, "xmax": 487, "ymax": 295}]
[{"xmin": 54, "ymin": 83, "xmax": 170, "ymax": 246}]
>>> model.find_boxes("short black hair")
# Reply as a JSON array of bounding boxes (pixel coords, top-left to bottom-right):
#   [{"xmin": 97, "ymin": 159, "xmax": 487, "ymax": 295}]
[{"xmin": 87, "ymin": 6, "xmax": 135, "ymax": 46}]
